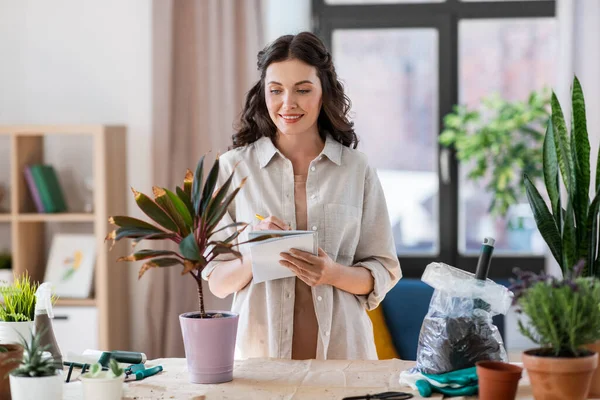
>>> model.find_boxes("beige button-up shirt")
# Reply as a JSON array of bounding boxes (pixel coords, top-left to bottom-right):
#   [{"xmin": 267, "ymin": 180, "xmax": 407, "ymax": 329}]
[{"xmin": 203, "ymin": 135, "xmax": 401, "ymax": 360}]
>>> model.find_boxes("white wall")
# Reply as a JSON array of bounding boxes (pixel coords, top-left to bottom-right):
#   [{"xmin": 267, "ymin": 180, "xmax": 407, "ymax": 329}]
[{"xmin": 0, "ymin": 0, "xmax": 153, "ymax": 350}]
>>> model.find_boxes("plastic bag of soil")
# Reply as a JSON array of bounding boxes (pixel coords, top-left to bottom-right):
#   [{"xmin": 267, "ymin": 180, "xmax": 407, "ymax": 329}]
[{"xmin": 415, "ymin": 262, "xmax": 513, "ymax": 375}]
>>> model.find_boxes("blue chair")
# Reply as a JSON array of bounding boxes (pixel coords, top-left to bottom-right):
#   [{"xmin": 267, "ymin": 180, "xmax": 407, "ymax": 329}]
[{"xmin": 381, "ymin": 278, "xmax": 508, "ymax": 360}]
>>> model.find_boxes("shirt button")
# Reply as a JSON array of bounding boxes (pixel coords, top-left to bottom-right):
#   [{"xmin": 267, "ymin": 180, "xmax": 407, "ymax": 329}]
[
  {"xmin": 311, "ymin": 194, "xmax": 317, "ymax": 200},
  {"xmin": 286, "ymin": 292, "xmax": 291, "ymax": 299},
  {"xmin": 317, "ymin": 296, "xmax": 323, "ymax": 301},
  {"xmin": 310, "ymin": 166, "xmax": 316, "ymax": 172},
  {"xmin": 312, "ymin": 225, "xmax": 317, "ymax": 231},
  {"xmin": 326, "ymin": 331, "xmax": 330, "ymax": 336}
]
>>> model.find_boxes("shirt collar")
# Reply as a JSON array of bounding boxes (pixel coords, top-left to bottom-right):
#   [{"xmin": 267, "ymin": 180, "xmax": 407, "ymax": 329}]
[{"xmin": 255, "ymin": 134, "xmax": 343, "ymax": 168}]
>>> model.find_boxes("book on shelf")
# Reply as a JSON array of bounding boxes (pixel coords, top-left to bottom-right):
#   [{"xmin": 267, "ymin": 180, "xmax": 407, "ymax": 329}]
[{"xmin": 24, "ymin": 164, "xmax": 67, "ymax": 213}]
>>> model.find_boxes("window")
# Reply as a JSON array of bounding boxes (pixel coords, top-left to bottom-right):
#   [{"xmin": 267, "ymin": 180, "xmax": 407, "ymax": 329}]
[{"xmin": 313, "ymin": 0, "xmax": 557, "ymax": 277}]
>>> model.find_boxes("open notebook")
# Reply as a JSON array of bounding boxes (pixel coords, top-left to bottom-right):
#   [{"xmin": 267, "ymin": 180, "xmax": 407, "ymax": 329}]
[{"xmin": 248, "ymin": 230, "xmax": 318, "ymax": 284}]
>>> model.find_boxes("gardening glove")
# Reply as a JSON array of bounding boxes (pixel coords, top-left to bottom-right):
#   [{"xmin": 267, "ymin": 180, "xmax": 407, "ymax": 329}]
[{"xmin": 416, "ymin": 367, "xmax": 478, "ymax": 397}]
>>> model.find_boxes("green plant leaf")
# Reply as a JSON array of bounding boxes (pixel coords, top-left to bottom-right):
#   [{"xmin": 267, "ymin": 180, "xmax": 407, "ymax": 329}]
[
  {"xmin": 207, "ymin": 181, "xmax": 245, "ymax": 230},
  {"xmin": 525, "ymin": 175, "xmax": 563, "ymax": 266},
  {"xmin": 587, "ymin": 187, "xmax": 600, "ymax": 276},
  {"xmin": 552, "ymin": 92, "xmax": 574, "ymax": 192},
  {"xmin": 138, "ymin": 257, "xmax": 183, "ymax": 279},
  {"xmin": 205, "ymin": 169, "xmax": 236, "ymax": 226},
  {"xmin": 176, "ymin": 186, "xmax": 195, "ymax": 219},
  {"xmin": 200, "ymin": 158, "xmax": 220, "ymax": 216},
  {"xmin": 563, "ymin": 195, "xmax": 577, "ymax": 275},
  {"xmin": 153, "ymin": 187, "xmax": 191, "ymax": 236},
  {"xmin": 108, "ymin": 216, "xmax": 161, "ymax": 231},
  {"xmin": 543, "ymin": 119, "xmax": 561, "ymax": 226},
  {"xmin": 165, "ymin": 188, "xmax": 193, "ymax": 229},
  {"xmin": 131, "ymin": 188, "xmax": 179, "ymax": 232},
  {"xmin": 117, "ymin": 249, "xmax": 181, "ymax": 262},
  {"xmin": 192, "ymin": 156, "xmax": 205, "ymax": 215},
  {"xmin": 212, "ymin": 222, "xmax": 249, "ymax": 236},
  {"xmin": 180, "ymin": 233, "xmax": 201, "ymax": 261}
]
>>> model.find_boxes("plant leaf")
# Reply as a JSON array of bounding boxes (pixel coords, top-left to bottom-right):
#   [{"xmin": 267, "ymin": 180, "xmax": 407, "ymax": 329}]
[
  {"xmin": 164, "ymin": 188, "xmax": 193, "ymax": 231},
  {"xmin": 563, "ymin": 193, "xmax": 577, "ymax": 275},
  {"xmin": 588, "ymin": 187, "xmax": 600, "ymax": 276},
  {"xmin": 192, "ymin": 156, "xmax": 205, "ymax": 215},
  {"xmin": 207, "ymin": 178, "xmax": 247, "ymax": 230},
  {"xmin": 212, "ymin": 222, "xmax": 249, "ymax": 236},
  {"xmin": 117, "ymin": 249, "xmax": 181, "ymax": 262},
  {"xmin": 205, "ymin": 169, "xmax": 236, "ymax": 226},
  {"xmin": 176, "ymin": 186, "xmax": 195, "ymax": 219},
  {"xmin": 131, "ymin": 188, "xmax": 179, "ymax": 232},
  {"xmin": 525, "ymin": 174, "xmax": 563, "ymax": 266},
  {"xmin": 200, "ymin": 157, "xmax": 220, "ymax": 216},
  {"xmin": 184, "ymin": 169, "xmax": 193, "ymax": 197},
  {"xmin": 138, "ymin": 257, "xmax": 183, "ymax": 279},
  {"xmin": 543, "ymin": 119, "xmax": 561, "ymax": 226},
  {"xmin": 179, "ymin": 233, "xmax": 201, "ymax": 261},
  {"xmin": 552, "ymin": 92, "xmax": 574, "ymax": 192},
  {"xmin": 108, "ymin": 216, "xmax": 161, "ymax": 231},
  {"xmin": 153, "ymin": 186, "xmax": 190, "ymax": 236}
]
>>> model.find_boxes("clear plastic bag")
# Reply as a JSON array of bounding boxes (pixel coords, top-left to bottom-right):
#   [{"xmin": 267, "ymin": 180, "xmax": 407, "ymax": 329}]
[{"xmin": 415, "ymin": 262, "xmax": 513, "ymax": 374}]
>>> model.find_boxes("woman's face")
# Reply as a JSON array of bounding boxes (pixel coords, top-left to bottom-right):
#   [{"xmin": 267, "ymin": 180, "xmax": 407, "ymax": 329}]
[{"xmin": 264, "ymin": 58, "xmax": 323, "ymax": 138}]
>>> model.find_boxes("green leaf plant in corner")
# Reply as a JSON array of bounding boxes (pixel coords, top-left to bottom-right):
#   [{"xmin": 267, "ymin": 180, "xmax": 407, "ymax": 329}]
[
  {"xmin": 440, "ymin": 89, "xmax": 550, "ymax": 217},
  {"xmin": 524, "ymin": 76, "xmax": 600, "ymax": 277},
  {"xmin": 106, "ymin": 155, "xmax": 277, "ymax": 318}
]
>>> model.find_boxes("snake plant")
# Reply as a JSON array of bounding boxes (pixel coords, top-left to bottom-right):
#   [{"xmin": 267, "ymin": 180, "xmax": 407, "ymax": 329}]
[
  {"xmin": 524, "ymin": 77, "xmax": 600, "ymax": 277},
  {"xmin": 107, "ymin": 155, "xmax": 272, "ymax": 318}
]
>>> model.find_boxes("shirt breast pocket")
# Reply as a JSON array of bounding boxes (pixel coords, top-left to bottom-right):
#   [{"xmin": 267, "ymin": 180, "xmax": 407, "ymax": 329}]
[{"xmin": 324, "ymin": 203, "xmax": 361, "ymax": 258}]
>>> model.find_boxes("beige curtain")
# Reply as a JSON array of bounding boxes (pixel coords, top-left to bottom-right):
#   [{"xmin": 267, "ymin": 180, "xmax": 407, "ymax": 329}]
[{"xmin": 145, "ymin": 0, "xmax": 263, "ymax": 358}]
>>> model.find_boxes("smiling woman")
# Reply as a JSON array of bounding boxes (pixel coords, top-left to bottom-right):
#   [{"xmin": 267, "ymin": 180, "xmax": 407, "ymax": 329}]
[
  {"xmin": 232, "ymin": 32, "xmax": 358, "ymax": 149},
  {"xmin": 204, "ymin": 32, "xmax": 401, "ymax": 362}
]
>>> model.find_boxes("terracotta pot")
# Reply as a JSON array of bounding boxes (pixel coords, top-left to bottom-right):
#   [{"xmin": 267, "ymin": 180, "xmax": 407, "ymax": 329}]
[
  {"xmin": 522, "ymin": 348, "xmax": 598, "ymax": 400},
  {"xmin": 584, "ymin": 340, "xmax": 600, "ymax": 398},
  {"xmin": 476, "ymin": 361, "xmax": 522, "ymax": 400},
  {"xmin": 0, "ymin": 344, "xmax": 23, "ymax": 400},
  {"xmin": 179, "ymin": 311, "xmax": 239, "ymax": 384}
]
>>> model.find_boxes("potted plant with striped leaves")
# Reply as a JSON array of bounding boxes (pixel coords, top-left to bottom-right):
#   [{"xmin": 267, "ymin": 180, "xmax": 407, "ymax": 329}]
[{"xmin": 524, "ymin": 76, "xmax": 600, "ymax": 398}]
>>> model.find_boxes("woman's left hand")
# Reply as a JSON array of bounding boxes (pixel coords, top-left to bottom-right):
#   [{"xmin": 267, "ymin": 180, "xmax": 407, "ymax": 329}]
[{"xmin": 279, "ymin": 248, "xmax": 338, "ymax": 287}]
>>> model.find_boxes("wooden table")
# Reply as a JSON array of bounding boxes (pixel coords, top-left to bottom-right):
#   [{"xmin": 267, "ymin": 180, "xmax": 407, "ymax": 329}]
[{"xmin": 61, "ymin": 358, "xmax": 543, "ymax": 399}]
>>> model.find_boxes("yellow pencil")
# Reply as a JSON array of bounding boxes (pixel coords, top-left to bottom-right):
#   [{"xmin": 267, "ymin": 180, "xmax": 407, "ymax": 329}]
[{"xmin": 255, "ymin": 213, "xmax": 265, "ymax": 221}]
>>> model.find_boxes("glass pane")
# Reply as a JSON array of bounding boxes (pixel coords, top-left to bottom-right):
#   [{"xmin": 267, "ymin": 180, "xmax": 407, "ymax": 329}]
[
  {"xmin": 333, "ymin": 28, "xmax": 439, "ymax": 255},
  {"xmin": 327, "ymin": 0, "xmax": 442, "ymax": 3},
  {"xmin": 458, "ymin": 19, "xmax": 558, "ymax": 255}
]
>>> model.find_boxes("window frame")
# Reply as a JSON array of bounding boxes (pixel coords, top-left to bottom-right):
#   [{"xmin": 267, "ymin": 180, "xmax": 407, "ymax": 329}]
[{"xmin": 312, "ymin": 0, "xmax": 556, "ymax": 278}]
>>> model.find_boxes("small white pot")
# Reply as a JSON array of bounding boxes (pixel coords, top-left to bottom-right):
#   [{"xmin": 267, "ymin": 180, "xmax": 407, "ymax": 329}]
[
  {"xmin": 80, "ymin": 372, "xmax": 125, "ymax": 400},
  {"xmin": 9, "ymin": 374, "xmax": 63, "ymax": 400},
  {"xmin": 0, "ymin": 321, "xmax": 33, "ymax": 345}
]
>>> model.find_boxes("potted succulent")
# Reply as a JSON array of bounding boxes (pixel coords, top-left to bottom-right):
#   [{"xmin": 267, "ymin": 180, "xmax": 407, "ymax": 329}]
[
  {"xmin": 80, "ymin": 358, "xmax": 125, "ymax": 400},
  {"xmin": 9, "ymin": 329, "xmax": 62, "ymax": 400},
  {"xmin": 107, "ymin": 155, "xmax": 273, "ymax": 384},
  {"xmin": 0, "ymin": 274, "xmax": 37, "ymax": 345},
  {"xmin": 523, "ymin": 77, "xmax": 600, "ymax": 395},
  {"xmin": 0, "ymin": 344, "xmax": 24, "ymax": 399},
  {"xmin": 440, "ymin": 88, "xmax": 550, "ymax": 217},
  {"xmin": 510, "ymin": 262, "xmax": 600, "ymax": 400}
]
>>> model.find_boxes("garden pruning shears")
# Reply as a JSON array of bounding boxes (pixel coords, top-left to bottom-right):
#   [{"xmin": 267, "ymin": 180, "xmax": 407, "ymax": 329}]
[{"xmin": 124, "ymin": 363, "xmax": 163, "ymax": 381}]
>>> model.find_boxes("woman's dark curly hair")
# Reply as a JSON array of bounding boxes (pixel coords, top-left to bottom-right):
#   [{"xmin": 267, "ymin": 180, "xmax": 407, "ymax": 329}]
[{"xmin": 232, "ymin": 32, "xmax": 358, "ymax": 149}]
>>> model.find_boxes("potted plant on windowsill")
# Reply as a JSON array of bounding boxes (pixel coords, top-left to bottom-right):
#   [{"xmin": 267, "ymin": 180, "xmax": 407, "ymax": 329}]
[
  {"xmin": 510, "ymin": 263, "xmax": 600, "ymax": 400},
  {"xmin": 80, "ymin": 358, "xmax": 125, "ymax": 400},
  {"xmin": 9, "ymin": 329, "xmax": 62, "ymax": 400},
  {"xmin": 0, "ymin": 274, "xmax": 38, "ymax": 345},
  {"xmin": 524, "ymin": 76, "xmax": 600, "ymax": 396},
  {"xmin": 107, "ymin": 155, "xmax": 274, "ymax": 384}
]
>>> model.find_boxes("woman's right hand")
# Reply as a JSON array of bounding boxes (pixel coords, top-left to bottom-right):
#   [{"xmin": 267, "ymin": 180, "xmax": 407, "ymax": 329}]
[{"xmin": 254, "ymin": 215, "xmax": 291, "ymax": 231}]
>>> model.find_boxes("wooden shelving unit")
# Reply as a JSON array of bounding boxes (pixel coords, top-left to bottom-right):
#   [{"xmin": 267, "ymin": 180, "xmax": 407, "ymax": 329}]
[{"xmin": 0, "ymin": 125, "xmax": 129, "ymax": 351}]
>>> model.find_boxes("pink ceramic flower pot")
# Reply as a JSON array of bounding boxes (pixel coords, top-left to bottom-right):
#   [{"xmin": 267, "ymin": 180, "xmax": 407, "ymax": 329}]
[{"xmin": 179, "ymin": 311, "xmax": 239, "ymax": 384}]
